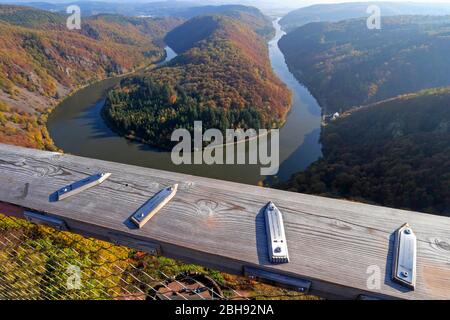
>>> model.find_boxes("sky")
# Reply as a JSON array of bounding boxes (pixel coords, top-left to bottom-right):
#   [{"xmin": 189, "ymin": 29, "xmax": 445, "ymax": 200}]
[
  {"xmin": 294, "ymin": 0, "xmax": 450, "ymax": 6},
  {"xmin": 6, "ymin": 0, "xmax": 450, "ymax": 3},
  {"xmin": 292, "ymin": 0, "xmax": 450, "ymax": 3}
]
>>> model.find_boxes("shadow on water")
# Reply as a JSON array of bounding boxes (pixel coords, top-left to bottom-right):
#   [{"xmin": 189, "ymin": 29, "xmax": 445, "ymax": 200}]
[
  {"xmin": 81, "ymin": 98, "xmax": 165, "ymax": 153},
  {"xmin": 76, "ymin": 99, "xmax": 115, "ymax": 140},
  {"xmin": 277, "ymin": 128, "xmax": 322, "ymax": 182}
]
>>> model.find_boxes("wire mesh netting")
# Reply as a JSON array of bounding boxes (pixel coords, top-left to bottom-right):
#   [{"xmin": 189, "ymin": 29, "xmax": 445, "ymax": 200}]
[{"xmin": 0, "ymin": 213, "xmax": 316, "ymax": 300}]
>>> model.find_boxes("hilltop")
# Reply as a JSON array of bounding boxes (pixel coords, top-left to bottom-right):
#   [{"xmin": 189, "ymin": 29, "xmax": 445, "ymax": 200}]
[
  {"xmin": 280, "ymin": 2, "xmax": 450, "ymax": 32},
  {"xmin": 171, "ymin": 5, "xmax": 275, "ymax": 39}
]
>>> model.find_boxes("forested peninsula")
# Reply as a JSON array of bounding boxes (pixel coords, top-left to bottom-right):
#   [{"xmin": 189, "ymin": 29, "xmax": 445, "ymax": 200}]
[{"xmin": 103, "ymin": 9, "xmax": 291, "ymax": 150}]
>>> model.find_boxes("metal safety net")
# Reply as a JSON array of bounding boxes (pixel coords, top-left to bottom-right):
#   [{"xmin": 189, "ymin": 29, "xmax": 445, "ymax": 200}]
[{"xmin": 0, "ymin": 213, "xmax": 314, "ymax": 300}]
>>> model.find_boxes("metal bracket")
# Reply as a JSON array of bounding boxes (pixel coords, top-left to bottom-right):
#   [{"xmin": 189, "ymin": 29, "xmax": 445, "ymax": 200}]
[
  {"xmin": 56, "ymin": 172, "xmax": 111, "ymax": 201},
  {"xmin": 131, "ymin": 184, "xmax": 178, "ymax": 229},
  {"xmin": 108, "ymin": 232, "xmax": 161, "ymax": 256},
  {"xmin": 392, "ymin": 223, "xmax": 417, "ymax": 290},
  {"xmin": 24, "ymin": 211, "xmax": 68, "ymax": 231},
  {"xmin": 265, "ymin": 202, "xmax": 289, "ymax": 264},
  {"xmin": 244, "ymin": 266, "xmax": 311, "ymax": 293}
]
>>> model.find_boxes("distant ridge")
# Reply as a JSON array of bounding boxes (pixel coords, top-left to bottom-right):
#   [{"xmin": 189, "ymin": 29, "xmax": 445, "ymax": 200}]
[
  {"xmin": 280, "ymin": 2, "xmax": 450, "ymax": 32},
  {"xmin": 279, "ymin": 15, "xmax": 450, "ymax": 113}
]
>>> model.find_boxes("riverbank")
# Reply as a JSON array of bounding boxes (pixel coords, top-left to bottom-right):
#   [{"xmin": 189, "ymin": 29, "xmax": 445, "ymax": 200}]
[{"xmin": 45, "ymin": 51, "xmax": 170, "ymax": 146}]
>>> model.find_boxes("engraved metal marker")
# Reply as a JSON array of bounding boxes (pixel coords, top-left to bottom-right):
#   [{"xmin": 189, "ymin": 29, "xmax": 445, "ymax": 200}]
[
  {"xmin": 265, "ymin": 202, "xmax": 289, "ymax": 264},
  {"xmin": 131, "ymin": 184, "xmax": 178, "ymax": 229},
  {"xmin": 392, "ymin": 223, "xmax": 417, "ymax": 290},
  {"xmin": 57, "ymin": 173, "xmax": 111, "ymax": 201}
]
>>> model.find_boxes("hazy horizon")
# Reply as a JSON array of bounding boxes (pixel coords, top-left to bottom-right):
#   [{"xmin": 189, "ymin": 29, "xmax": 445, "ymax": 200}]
[{"xmin": 3, "ymin": 0, "xmax": 450, "ymax": 10}]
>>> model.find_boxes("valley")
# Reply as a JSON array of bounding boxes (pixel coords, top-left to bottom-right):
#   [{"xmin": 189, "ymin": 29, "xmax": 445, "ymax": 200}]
[
  {"xmin": 0, "ymin": 5, "xmax": 182, "ymax": 149},
  {"xmin": 103, "ymin": 13, "xmax": 291, "ymax": 150},
  {"xmin": 0, "ymin": 0, "xmax": 449, "ymax": 301},
  {"xmin": 276, "ymin": 12, "xmax": 450, "ymax": 215},
  {"xmin": 47, "ymin": 18, "xmax": 323, "ymax": 185},
  {"xmin": 0, "ymin": 4, "xmax": 324, "ymax": 299},
  {"xmin": 3, "ymin": 3, "xmax": 448, "ymax": 215},
  {"xmin": 1, "ymin": 3, "xmax": 449, "ymax": 214}
]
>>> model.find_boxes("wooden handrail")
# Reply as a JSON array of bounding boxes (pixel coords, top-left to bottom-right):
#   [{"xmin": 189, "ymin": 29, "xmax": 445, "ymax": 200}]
[{"xmin": 0, "ymin": 143, "xmax": 449, "ymax": 300}]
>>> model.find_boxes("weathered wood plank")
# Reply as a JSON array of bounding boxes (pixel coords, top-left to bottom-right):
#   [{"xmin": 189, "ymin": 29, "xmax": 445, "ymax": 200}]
[{"xmin": 0, "ymin": 143, "xmax": 449, "ymax": 299}]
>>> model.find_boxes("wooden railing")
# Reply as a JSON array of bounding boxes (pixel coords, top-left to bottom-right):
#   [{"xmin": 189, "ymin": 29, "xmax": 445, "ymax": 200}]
[{"xmin": 0, "ymin": 143, "xmax": 449, "ymax": 300}]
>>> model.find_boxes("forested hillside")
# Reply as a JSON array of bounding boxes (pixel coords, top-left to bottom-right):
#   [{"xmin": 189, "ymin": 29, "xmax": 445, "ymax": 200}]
[
  {"xmin": 280, "ymin": 2, "xmax": 450, "ymax": 32},
  {"xmin": 171, "ymin": 5, "xmax": 275, "ymax": 39},
  {"xmin": 279, "ymin": 87, "xmax": 450, "ymax": 216},
  {"xmin": 0, "ymin": 5, "xmax": 182, "ymax": 149},
  {"xmin": 24, "ymin": 1, "xmax": 273, "ymax": 38},
  {"xmin": 104, "ymin": 13, "xmax": 291, "ymax": 150},
  {"xmin": 279, "ymin": 16, "xmax": 450, "ymax": 114}
]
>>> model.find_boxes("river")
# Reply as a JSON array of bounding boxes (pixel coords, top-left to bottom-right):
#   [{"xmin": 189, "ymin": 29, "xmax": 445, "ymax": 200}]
[{"xmin": 47, "ymin": 19, "xmax": 322, "ymax": 185}]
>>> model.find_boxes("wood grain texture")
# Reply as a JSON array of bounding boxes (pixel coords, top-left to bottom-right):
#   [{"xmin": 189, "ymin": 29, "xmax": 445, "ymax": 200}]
[{"xmin": 0, "ymin": 143, "xmax": 449, "ymax": 299}]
